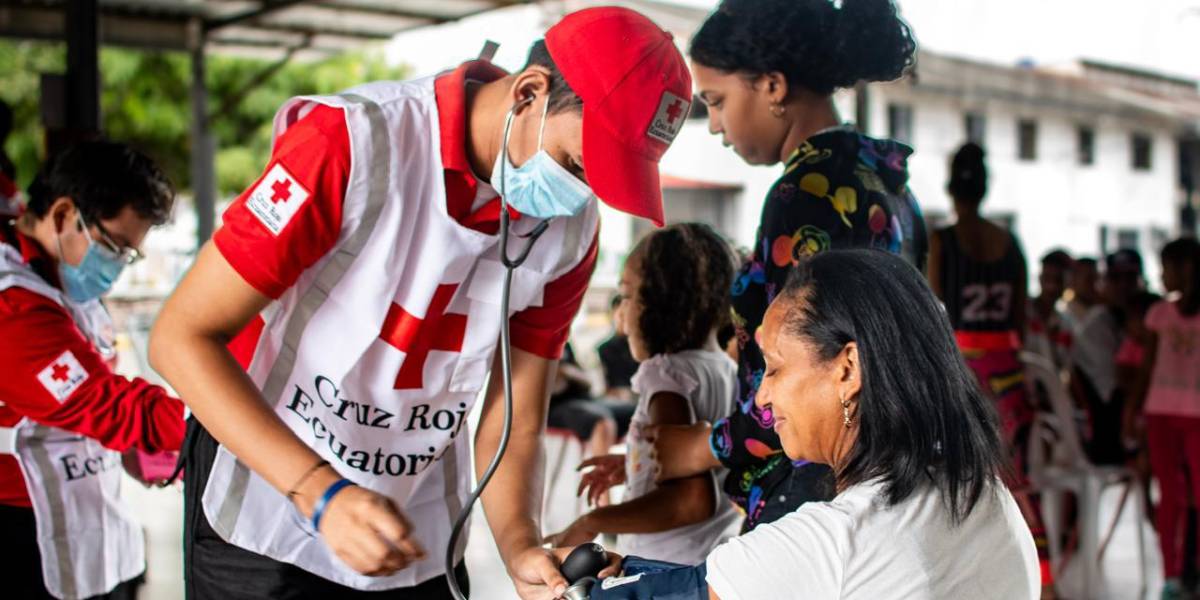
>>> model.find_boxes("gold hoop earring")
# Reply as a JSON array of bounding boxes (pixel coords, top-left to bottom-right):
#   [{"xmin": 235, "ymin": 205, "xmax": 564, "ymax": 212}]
[
  {"xmin": 770, "ymin": 103, "xmax": 786, "ymax": 118},
  {"xmin": 841, "ymin": 397, "xmax": 853, "ymax": 428}
]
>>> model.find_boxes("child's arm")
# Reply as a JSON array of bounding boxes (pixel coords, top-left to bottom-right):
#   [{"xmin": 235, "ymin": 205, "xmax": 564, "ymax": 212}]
[
  {"xmin": 1122, "ymin": 332, "xmax": 1159, "ymax": 442},
  {"xmin": 549, "ymin": 392, "xmax": 719, "ymax": 545}
]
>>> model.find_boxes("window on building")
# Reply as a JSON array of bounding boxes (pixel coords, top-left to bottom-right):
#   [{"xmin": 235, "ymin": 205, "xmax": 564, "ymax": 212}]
[
  {"xmin": 1132, "ymin": 133, "xmax": 1153, "ymax": 171},
  {"xmin": 888, "ymin": 103, "xmax": 913, "ymax": 144},
  {"xmin": 1117, "ymin": 228, "xmax": 1140, "ymax": 251},
  {"xmin": 1017, "ymin": 119, "xmax": 1038, "ymax": 161},
  {"xmin": 964, "ymin": 112, "xmax": 986, "ymax": 146},
  {"xmin": 1077, "ymin": 126, "xmax": 1095, "ymax": 166}
]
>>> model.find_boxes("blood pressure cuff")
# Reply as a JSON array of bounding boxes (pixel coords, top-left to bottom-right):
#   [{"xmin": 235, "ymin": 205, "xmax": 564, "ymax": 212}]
[{"xmin": 590, "ymin": 556, "xmax": 708, "ymax": 600}]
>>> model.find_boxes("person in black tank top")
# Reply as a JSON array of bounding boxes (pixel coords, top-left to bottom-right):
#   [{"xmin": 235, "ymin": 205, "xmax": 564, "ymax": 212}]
[
  {"xmin": 930, "ymin": 143, "xmax": 1028, "ymax": 336},
  {"xmin": 928, "ymin": 143, "xmax": 1053, "ymax": 596},
  {"xmin": 938, "ymin": 223, "xmax": 1026, "ymax": 333}
]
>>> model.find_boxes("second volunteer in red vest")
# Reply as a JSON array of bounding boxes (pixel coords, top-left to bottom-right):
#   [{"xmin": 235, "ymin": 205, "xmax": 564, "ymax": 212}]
[
  {"xmin": 150, "ymin": 7, "xmax": 692, "ymax": 600},
  {"xmin": 0, "ymin": 141, "xmax": 185, "ymax": 600}
]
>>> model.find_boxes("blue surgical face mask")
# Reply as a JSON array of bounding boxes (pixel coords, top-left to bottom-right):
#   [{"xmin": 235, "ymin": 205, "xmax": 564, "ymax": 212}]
[
  {"xmin": 492, "ymin": 98, "xmax": 595, "ymax": 220},
  {"xmin": 56, "ymin": 213, "xmax": 126, "ymax": 302}
]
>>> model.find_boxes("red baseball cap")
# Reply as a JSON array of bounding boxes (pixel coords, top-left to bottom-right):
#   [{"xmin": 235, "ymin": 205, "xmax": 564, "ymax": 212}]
[{"xmin": 546, "ymin": 7, "xmax": 692, "ymax": 227}]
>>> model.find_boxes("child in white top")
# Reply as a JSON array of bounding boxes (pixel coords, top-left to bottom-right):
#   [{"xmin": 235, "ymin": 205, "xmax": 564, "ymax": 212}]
[{"xmin": 545, "ymin": 223, "xmax": 741, "ymax": 564}]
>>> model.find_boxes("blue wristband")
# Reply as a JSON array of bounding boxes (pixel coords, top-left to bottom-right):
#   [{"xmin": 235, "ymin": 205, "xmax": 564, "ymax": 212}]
[{"xmin": 311, "ymin": 478, "xmax": 354, "ymax": 532}]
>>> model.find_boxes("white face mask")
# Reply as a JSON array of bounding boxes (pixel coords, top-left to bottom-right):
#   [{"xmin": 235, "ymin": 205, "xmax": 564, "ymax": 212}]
[{"xmin": 491, "ymin": 97, "xmax": 595, "ymax": 219}]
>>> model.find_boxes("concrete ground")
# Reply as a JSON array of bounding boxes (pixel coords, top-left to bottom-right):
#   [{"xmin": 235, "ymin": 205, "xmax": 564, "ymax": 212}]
[{"xmin": 125, "ymin": 464, "xmax": 1165, "ymax": 600}]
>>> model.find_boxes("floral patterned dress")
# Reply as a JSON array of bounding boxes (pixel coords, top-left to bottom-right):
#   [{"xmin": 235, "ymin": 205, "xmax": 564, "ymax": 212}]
[{"xmin": 712, "ymin": 127, "xmax": 928, "ymax": 530}]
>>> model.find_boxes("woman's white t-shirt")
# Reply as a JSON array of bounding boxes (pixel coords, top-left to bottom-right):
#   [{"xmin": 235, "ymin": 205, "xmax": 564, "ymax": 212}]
[
  {"xmin": 619, "ymin": 350, "xmax": 742, "ymax": 564},
  {"xmin": 706, "ymin": 478, "xmax": 1040, "ymax": 600}
]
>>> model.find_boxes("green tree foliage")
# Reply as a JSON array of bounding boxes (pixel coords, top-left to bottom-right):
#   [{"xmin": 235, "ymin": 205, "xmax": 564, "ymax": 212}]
[
  {"xmin": 0, "ymin": 41, "xmax": 65, "ymax": 190},
  {"xmin": 0, "ymin": 40, "xmax": 407, "ymax": 196}
]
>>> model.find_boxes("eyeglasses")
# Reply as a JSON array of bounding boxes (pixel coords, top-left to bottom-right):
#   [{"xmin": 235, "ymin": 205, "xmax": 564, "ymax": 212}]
[{"xmin": 80, "ymin": 214, "xmax": 144, "ymax": 265}]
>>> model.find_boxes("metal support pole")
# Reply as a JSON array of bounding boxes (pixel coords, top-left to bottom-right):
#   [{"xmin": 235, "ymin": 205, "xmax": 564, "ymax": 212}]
[
  {"xmin": 188, "ymin": 19, "xmax": 216, "ymax": 247},
  {"xmin": 62, "ymin": 0, "xmax": 100, "ymax": 146}
]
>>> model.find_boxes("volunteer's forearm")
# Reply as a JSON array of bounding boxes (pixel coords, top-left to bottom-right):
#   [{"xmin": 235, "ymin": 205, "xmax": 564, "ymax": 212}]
[
  {"xmin": 476, "ymin": 349, "xmax": 553, "ymax": 563},
  {"xmin": 477, "ymin": 416, "xmax": 545, "ymax": 558},
  {"xmin": 582, "ymin": 475, "xmax": 716, "ymax": 535},
  {"xmin": 149, "ymin": 243, "xmax": 329, "ymax": 514},
  {"xmin": 41, "ymin": 375, "xmax": 184, "ymax": 454},
  {"xmin": 151, "ymin": 325, "xmax": 328, "ymax": 510}
]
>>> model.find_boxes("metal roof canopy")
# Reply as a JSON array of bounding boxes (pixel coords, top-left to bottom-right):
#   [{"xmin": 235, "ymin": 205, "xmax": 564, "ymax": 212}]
[
  {"xmin": 0, "ymin": 0, "xmax": 527, "ymax": 59},
  {"xmin": 0, "ymin": 0, "xmax": 527, "ymax": 244}
]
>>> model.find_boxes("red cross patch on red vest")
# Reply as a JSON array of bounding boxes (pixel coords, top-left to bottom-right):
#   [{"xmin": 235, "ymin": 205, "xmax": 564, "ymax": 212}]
[
  {"xmin": 37, "ymin": 350, "xmax": 89, "ymax": 402},
  {"xmin": 246, "ymin": 164, "xmax": 310, "ymax": 236}
]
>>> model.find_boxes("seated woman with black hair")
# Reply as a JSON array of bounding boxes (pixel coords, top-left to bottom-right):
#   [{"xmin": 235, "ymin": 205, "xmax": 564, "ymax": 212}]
[{"xmin": 701, "ymin": 249, "xmax": 1039, "ymax": 599}]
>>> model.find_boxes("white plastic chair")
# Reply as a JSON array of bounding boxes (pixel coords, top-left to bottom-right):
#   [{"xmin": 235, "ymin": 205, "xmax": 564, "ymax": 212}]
[{"xmin": 1022, "ymin": 351, "xmax": 1147, "ymax": 599}]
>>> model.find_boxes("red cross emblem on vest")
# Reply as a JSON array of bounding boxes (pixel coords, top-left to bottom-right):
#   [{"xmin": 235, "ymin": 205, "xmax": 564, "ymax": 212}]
[
  {"xmin": 50, "ymin": 363, "xmax": 71, "ymax": 382},
  {"xmin": 379, "ymin": 284, "xmax": 468, "ymax": 390}
]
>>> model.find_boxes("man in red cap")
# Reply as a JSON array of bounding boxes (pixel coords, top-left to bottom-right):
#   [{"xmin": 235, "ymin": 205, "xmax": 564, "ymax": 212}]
[{"xmin": 150, "ymin": 6, "xmax": 691, "ymax": 600}]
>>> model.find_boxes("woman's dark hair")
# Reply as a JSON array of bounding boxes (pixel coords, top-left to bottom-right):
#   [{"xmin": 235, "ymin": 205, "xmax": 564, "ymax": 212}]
[
  {"xmin": 1162, "ymin": 237, "xmax": 1200, "ymax": 315},
  {"xmin": 948, "ymin": 142, "xmax": 988, "ymax": 205},
  {"xmin": 689, "ymin": 0, "xmax": 916, "ymax": 96},
  {"xmin": 523, "ymin": 40, "xmax": 583, "ymax": 114},
  {"xmin": 779, "ymin": 249, "xmax": 1007, "ymax": 523},
  {"xmin": 631, "ymin": 223, "xmax": 736, "ymax": 357},
  {"xmin": 26, "ymin": 140, "xmax": 174, "ymax": 225}
]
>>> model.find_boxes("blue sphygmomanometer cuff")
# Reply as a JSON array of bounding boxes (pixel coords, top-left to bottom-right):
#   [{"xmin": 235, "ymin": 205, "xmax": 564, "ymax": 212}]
[{"xmin": 590, "ymin": 556, "xmax": 709, "ymax": 600}]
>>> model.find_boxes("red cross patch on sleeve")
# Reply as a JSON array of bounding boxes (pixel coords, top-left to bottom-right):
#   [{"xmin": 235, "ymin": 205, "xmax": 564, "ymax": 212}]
[
  {"xmin": 245, "ymin": 163, "xmax": 311, "ymax": 236},
  {"xmin": 36, "ymin": 350, "xmax": 89, "ymax": 403}
]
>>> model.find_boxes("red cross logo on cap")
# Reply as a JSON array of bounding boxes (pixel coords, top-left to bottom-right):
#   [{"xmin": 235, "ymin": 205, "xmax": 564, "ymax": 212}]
[
  {"xmin": 270, "ymin": 179, "xmax": 292, "ymax": 204},
  {"xmin": 379, "ymin": 284, "xmax": 468, "ymax": 390},
  {"xmin": 665, "ymin": 99, "xmax": 685, "ymax": 124},
  {"xmin": 50, "ymin": 363, "xmax": 71, "ymax": 383}
]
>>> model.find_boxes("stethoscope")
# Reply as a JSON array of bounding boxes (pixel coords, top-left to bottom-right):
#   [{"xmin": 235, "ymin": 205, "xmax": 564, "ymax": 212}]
[{"xmin": 445, "ymin": 94, "xmax": 552, "ymax": 600}]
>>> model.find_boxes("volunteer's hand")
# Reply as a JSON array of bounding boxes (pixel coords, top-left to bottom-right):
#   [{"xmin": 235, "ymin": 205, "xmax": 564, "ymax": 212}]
[
  {"xmin": 544, "ymin": 515, "xmax": 599, "ymax": 549},
  {"xmin": 577, "ymin": 454, "xmax": 626, "ymax": 507},
  {"xmin": 645, "ymin": 421, "xmax": 720, "ymax": 483},
  {"xmin": 297, "ymin": 471, "xmax": 425, "ymax": 577},
  {"xmin": 507, "ymin": 546, "xmax": 572, "ymax": 600}
]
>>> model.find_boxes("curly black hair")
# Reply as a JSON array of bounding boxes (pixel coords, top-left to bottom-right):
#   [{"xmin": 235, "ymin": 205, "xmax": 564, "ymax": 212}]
[
  {"xmin": 630, "ymin": 223, "xmax": 736, "ymax": 357},
  {"xmin": 690, "ymin": 0, "xmax": 916, "ymax": 97}
]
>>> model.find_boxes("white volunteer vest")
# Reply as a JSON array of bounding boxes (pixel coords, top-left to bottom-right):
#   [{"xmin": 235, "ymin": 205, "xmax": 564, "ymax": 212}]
[
  {"xmin": 0, "ymin": 244, "xmax": 145, "ymax": 600},
  {"xmin": 202, "ymin": 76, "xmax": 599, "ymax": 589}
]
